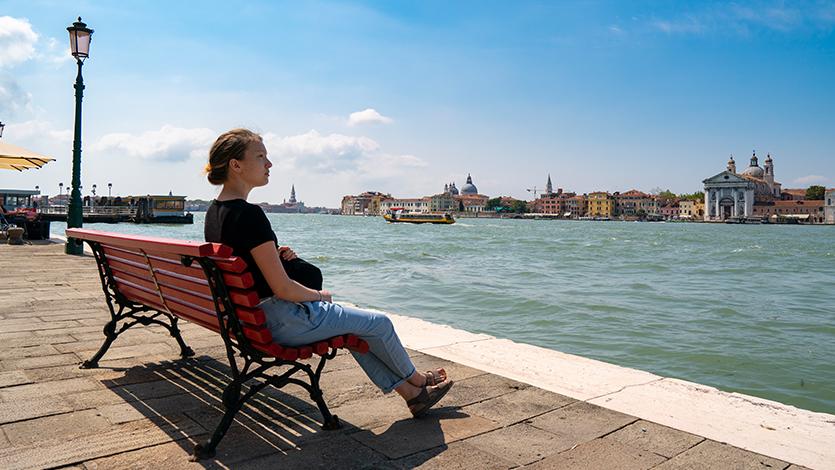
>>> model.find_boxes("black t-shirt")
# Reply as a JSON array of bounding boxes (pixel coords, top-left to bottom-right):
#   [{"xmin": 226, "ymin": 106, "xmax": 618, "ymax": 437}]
[{"xmin": 205, "ymin": 199, "xmax": 277, "ymax": 298}]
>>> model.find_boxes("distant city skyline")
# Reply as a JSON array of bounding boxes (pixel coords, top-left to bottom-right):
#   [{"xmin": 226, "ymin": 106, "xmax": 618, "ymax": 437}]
[{"xmin": 2, "ymin": 1, "xmax": 834, "ymax": 206}]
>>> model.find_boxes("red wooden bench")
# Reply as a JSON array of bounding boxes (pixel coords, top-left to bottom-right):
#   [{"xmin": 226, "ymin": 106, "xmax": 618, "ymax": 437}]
[{"xmin": 66, "ymin": 228, "xmax": 369, "ymax": 460}]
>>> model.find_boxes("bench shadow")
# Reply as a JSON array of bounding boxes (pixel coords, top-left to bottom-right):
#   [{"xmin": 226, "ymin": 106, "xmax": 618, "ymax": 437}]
[{"xmin": 98, "ymin": 355, "xmax": 464, "ymax": 468}]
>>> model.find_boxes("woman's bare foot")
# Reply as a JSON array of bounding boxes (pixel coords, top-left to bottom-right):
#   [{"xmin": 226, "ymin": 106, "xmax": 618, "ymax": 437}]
[{"xmin": 406, "ymin": 368, "xmax": 447, "ymax": 388}]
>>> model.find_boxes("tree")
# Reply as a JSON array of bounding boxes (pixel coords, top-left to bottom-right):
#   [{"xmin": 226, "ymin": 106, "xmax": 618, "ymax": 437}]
[
  {"xmin": 806, "ymin": 185, "xmax": 825, "ymax": 200},
  {"xmin": 511, "ymin": 200, "xmax": 528, "ymax": 213},
  {"xmin": 485, "ymin": 198, "xmax": 503, "ymax": 211},
  {"xmin": 681, "ymin": 191, "xmax": 705, "ymax": 201}
]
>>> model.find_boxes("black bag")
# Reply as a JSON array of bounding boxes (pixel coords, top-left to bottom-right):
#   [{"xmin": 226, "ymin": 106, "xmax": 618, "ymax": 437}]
[{"xmin": 282, "ymin": 257, "xmax": 323, "ymax": 291}]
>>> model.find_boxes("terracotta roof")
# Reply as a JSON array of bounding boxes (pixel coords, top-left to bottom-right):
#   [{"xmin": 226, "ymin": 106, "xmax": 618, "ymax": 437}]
[
  {"xmin": 782, "ymin": 189, "xmax": 807, "ymax": 196},
  {"xmin": 769, "ymin": 200, "xmax": 824, "ymax": 207}
]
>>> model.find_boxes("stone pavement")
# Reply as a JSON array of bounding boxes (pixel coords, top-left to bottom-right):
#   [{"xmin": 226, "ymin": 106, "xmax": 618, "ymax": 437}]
[{"xmin": 0, "ymin": 242, "xmax": 810, "ymax": 469}]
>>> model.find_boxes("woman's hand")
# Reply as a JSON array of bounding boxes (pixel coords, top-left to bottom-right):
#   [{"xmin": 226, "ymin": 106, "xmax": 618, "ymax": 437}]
[
  {"xmin": 318, "ymin": 290, "xmax": 333, "ymax": 302},
  {"xmin": 278, "ymin": 246, "xmax": 297, "ymax": 261}
]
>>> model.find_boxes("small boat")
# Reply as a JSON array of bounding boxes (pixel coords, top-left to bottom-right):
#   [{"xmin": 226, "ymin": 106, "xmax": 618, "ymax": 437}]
[{"xmin": 383, "ymin": 208, "xmax": 455, "ymax": 224}]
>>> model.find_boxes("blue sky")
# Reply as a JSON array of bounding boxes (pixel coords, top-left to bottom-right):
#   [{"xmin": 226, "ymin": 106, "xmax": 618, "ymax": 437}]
[{"xmin": 1, "ymin": 1, "xmax": 834, "ymax": 206}]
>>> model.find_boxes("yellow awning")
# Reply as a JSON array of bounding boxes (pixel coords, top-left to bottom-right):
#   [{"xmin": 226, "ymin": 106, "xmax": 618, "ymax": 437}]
[{"xmin": 0, "ymin": 141, "xmax": 55, "ymax": 171}]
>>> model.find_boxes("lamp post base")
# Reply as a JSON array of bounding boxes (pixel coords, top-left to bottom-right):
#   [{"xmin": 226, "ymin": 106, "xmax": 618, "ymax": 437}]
[{"xmin": 65, "ymin": 238, "xmax": 83, "ymax": 255}]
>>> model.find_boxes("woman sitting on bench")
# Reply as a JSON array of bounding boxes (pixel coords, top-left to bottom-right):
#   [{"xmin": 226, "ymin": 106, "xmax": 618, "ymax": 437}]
[{"xmin": 204, "ymin": 128, "xmax": 452, "ymax": 417}]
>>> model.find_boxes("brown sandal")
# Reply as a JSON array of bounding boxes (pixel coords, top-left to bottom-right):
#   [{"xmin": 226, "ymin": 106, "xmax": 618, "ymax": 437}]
[
  {"xmin": 424, "ymin": 368, "xmax": 447, "ymax": 386},
  {"xmin": 407, "ymin": 380, "xmax": 454, "ymax": 418}
]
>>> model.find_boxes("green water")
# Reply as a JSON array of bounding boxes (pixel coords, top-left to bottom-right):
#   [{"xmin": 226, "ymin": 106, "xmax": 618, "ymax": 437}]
[{"xmin": 53, "ymin": 214, "xmax": 835, "ymax": 414}]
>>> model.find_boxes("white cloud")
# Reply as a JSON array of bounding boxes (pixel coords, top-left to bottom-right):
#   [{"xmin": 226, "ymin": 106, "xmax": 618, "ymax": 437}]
[
  {"xmin": 0, "ymin": 16, "xmax": 38, "ymax": 68},
  {"xmin": 792, "ymin": 175, "xmax": 827, "ymax": 185},
  {"xmin": 347, "ymin": 108, "xmax": 393, "ymax": 126},
  {"xmin": 263, "ymin": 129, "xmax": 424, "ymax": 179},
  {"xmin": 5, "ymin": 119, "xmax": 71, "ymax": 142},
  {"xmin": 93, "ymin": 125, "xmax": 216, "ymax": 162},
  {"xmin": 0, "ymin": 75, "xmax": 32, "ymax": 116}
]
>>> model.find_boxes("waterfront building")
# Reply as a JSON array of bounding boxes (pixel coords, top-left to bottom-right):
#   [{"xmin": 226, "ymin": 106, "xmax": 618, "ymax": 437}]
[
  {"xmin": 780, "ymin": 188, "xmax": 806, "ymax": 201},
  {"xmin": 659, "ymin": 202, "xmax": 681, "ymax": 220},
  {"xmin": 826, "ymin": 189, "xmax": 835, "ymax": 224},
  {"xmin": 704, "ymin": 152, "xmax": 788, "ymax": 221},
  {"xmin": 456, "ymin": 193, "xmax": 489, "ymax": 213},
  {"xmin": 614, "ymin": 190, "xmax": 657, "ymax": 219},
  {"xmin": 753, "ymin": 200, "xmax": 825, "ymax": 223},
  {"xmin": 429, "ymin": 192, "xmax": 457, "ymax": 212},
  {"xmin": 443, "ymin": 182, "xmax": 459, "ymax": 196},
  {"xmin": 679, "ymin": 200, "xmax": 704, "ymax": 220},
  {"xmin": 340, "ymin": 191, "xmax": 392, "ymax": 215},
  {"xmin": 587, "ymin": 192, "xmax": 614, "ymax": 218},
  {"xmin": 380, "ymin": 198, "xmax": 429, "ymax": 213},
  {"xmin": 565, "ymin": 194, "xmax": 587, "ymax": 218}
]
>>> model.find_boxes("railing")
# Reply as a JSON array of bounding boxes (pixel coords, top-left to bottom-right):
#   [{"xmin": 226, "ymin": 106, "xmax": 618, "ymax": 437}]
[{"xmin": 39, "ymin": 205, "xmax": 138, "ymax": 216}]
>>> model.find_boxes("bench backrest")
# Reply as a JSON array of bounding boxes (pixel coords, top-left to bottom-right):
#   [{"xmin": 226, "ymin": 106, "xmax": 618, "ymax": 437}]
[{"xmin": 66, "ymin": 228, "xmax": 286, "ymax": 358}]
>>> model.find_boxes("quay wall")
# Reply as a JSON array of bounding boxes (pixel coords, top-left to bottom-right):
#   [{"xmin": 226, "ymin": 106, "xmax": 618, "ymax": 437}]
[{"xmin": 380, "ymin": 308, "xmax": 834, "ymax": 470}]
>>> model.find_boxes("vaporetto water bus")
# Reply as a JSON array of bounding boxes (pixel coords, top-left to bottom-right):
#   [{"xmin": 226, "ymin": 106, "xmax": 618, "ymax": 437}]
[{"xmin": 383, "ymin": 208, "xmax": 455, "ymax": 224}]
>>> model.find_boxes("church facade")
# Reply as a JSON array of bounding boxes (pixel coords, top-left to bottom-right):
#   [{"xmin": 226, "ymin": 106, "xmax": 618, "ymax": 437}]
[{"xmin": 703, "ymin": 152, "xmax": 782, "ymax": 222}]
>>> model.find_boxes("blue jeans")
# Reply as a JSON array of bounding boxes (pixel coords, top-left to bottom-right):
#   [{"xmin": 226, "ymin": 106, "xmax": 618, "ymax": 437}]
[{"xmin": 259, "ymin": 297, "xmax": 417, "ymax": 393}]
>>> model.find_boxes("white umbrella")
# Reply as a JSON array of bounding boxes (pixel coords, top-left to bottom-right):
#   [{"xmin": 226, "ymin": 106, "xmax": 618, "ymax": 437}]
[{"xmin": 0, "ymin": 141, "xmax": 55, "ymax": 171}]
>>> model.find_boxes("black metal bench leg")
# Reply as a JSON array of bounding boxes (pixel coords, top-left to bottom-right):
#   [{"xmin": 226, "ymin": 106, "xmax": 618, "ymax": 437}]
[
  {"xmin": 192, "ymin": 381, "xmax": 242, "ymax": 460},
  {"xmin": 169, "ymin": 316, "xmax": 195, "ymax": 358},
  {"xmin": 80, "ymin": 319, "xmax": 118, "ymax": 369},
  {"xmin": 306, "ymin": 363, "xmax": 341, "ymax": 430}
]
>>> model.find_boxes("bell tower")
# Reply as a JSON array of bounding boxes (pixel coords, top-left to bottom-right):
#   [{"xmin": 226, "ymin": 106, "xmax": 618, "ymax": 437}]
[{"xmin": 727, "ymin": 155, "xmax": 736, "ymax": 173}]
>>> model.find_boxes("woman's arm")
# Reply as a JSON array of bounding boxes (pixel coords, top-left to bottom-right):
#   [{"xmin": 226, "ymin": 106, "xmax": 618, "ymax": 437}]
[{"xmin": 251, "ymin": 241, "xmax": 332, "ymax": 302}]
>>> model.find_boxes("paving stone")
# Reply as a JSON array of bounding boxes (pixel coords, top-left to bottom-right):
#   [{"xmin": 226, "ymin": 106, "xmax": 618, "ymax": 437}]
[
  {"xmin": 0, "ymin": 320, "xmax": 79, "ymax": 334},
  {"xmin": 0, "ymin": 376, "xmax": 103, "ymax": 401},
  {"xmin": 0, "ymin": 397, "xmax": 75, "ymax": 425},
  {"xmin": 2, "ymin": 409, "xmax": 111, "ymax": 446},
  {"xmin": 328, "ymin": 393, "xmax": 409, "ymax": 430},
  {"xmin": 785, "ymin": 465, "xmax": 813, "ymax": 470},
  {"xmin": 606, "ymin": 419, "xmax": 704, "ymax": 459},
  {"xmin": 654, "ymin": 440, "xmax": 790, "ymax": 470},
  {"xmin": 183, "ymin": 406, "xmax": 334, "ymax": 462},
  {"xmin": 0, "ymin": 414, "xmax": 206, "ymax": 470},
  {"xmin": 0, "ymin": 352, "xmax": 81, "ymax": 371},
  {"xmin": 526, "ymin": 437, "xmax": 668, "ymax": 469},
  {"xmin": 0, "ymin": 371, "xmax": 31, "ymax": 388},
  {"xmin": 437, "ymin": 372, "xmax": 527, "ymax": 408},
  {"xmin": 0, "ymin": 344, "xmax": 60, "ymax": 359},
  {"xmin": 74, "ymin": 342, "xmax": 175, "ymax": 362},
  {"xmin": 0, "ymin": 428, "xmax": 9, "ymax": 448},
  {"xmin": 82, "ymin": 441, "xmax": 207, "ymax": 470},
  {"xmin": 391, "ymin": 440, "xmax": 515, "ymax": 469},
  {"xmin": 528, "ymin": 401, "xmax": 637, "ymax": 444},
  {"xmin": 462, "ymin": 386, "xmax": 575, "ymax": 426},
  {"xmin": 96, "ymin": 392, "xmax": 214, "ymax": 425},
  {"xmin": 0, "ymin": 334, "xmax": 76, "ymax": 348},
  {"xmin": 234, "ymin": 433, "xmax": 390, "ymax": 469},
  {"xmin": 409, "ymin": 353, "xmax": 486, "ymax": 382},
  {"xmin": 464, "ymin": 422, "xmax": 567, "ymax": 465},
  {"xmin": 352, "ymin": 409, "xmax": 499, "ymax": 459}
]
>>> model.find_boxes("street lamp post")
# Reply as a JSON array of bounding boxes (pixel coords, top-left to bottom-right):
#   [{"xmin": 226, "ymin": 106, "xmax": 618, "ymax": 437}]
[{"xmin": 65, "ymin": 17, "xmax": 93, "ymax": 255}]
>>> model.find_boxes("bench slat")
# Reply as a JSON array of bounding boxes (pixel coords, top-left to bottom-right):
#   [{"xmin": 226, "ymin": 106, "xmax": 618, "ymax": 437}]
[
  {"xmin": 115, "ymin": 282, "xmax": 274, "ymax": 344},
  {"xmin": 102, "ymin": 246, "xmax": 254, "ymax": 290},
  {"xmin": 102, "ymin": 247, "xmax": 261, "ymax": 308},
  {"xmin": 68, "ymin": 228, "xmax": 231, "ymax": 257}
]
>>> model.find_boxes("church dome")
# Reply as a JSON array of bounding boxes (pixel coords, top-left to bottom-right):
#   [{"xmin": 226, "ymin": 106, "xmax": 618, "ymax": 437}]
[
  {"xmin": 460, "ymin": 173, "xmax": 478, "ymax": 195},
  {"xmin": 741, "ymin": 152, "xmax": 764, "ymax": 178},
  {"xmin": 741, "ymin": 165, "xmax": 764, "ymax": 178}
]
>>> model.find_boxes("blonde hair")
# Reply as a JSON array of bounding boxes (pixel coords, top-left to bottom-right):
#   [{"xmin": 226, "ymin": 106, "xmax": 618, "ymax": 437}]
[{"xmin": 205, "ymin": 128, "xmax": 263, "ymax": 185}]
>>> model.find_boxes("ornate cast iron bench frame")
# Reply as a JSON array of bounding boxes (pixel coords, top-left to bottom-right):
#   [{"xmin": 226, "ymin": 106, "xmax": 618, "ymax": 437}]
[{"xmin": 67, "ymin": 228, "xmax": 369, "ymax": 460}]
